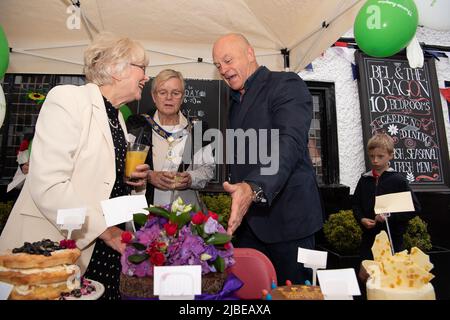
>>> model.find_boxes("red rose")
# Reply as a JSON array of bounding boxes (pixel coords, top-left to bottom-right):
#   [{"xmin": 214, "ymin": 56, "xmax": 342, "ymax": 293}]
[
  {"xmin": 192, "ymin": 212, "xmax": 206, "ymax": 225},
  {"xmin": 164, "ymin": 222, "xmax": 178, "ymax": 236},
  {"xmin": 207, "ymin": 211, "xmax": 218, "ymax": 221},
  {"xmin": 224, "ymin": 242, "xmax": 232, "ymax": 250},
  {"xmin": 121, "ymin": 231, "xmax": 133, "ymax": 243},
  {"xmin": 150, "ymin": 251, "xmax": 166, "ymax": 266},
  {"xmin": 157, "ymin": 242, "xmax": 167, "ymax": 252}
]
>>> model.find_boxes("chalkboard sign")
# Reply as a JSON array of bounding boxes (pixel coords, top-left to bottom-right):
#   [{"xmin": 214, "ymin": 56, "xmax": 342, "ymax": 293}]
[
  {"xmin": 128, "ymin": 78, "xmax": 229, "ymax": 191},
  {"xmin": 355, "ymin": 51, "xmax": 450, "ymax": 192}
]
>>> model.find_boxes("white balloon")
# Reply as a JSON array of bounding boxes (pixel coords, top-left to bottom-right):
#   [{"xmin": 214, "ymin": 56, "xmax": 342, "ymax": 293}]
[
  {"xmin": 415, "ymin": 0, "xmax": 450, "ymax": 31},
  {"xmin": 0, "ymin": 84, "xmax": 6, "ymax": 129}
]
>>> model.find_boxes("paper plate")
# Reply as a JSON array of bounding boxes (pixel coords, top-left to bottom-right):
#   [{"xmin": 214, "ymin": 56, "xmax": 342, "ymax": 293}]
[{"xmin": 64, "ymin": 279, "xmax": 105, "ymax": 300}]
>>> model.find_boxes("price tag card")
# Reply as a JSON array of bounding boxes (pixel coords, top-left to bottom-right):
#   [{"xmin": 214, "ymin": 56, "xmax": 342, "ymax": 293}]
[
  {"xmin": 57, "ymin": 207, "xmax": 86, "ymax": 226},
  {"xmin": 317, "ymin": 268, "xmax": 361, "ymax": 300},
  {"xmin": 154, "ymin": 265, "xmax": 201, "ymax": 300},
  {"xmin": 0, "ymin": 281, "xmax": 14, "ymax": 300},
  {"xmin": 57, "ymin": 207, "xmax": 87, "ymax": 239},
  {"xmin": 297, "ymin": 247, "xmax": 328, "ymax": 269},
  {"xmin": 374, "ymin": 191, "xmax": 414, "ymax": 215},
  {"xmin": 101, "ymin": 195, "xmax": 148, "ymax": 227}
]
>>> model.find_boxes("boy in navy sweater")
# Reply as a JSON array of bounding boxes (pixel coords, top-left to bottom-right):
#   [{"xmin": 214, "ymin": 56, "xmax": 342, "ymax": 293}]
[{"xmin": 352, "ymin": 134, "xmax": 420, "ymax": 260}]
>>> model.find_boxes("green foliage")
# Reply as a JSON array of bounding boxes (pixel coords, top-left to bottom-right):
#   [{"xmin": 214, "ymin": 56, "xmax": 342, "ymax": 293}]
[
  {"xmin": 0, "ymin": 201, "xmax": 13, "ymax": 235},
  {"xmin": 403, "ymin": 216, "xmax": 432, "ymax": 252},
  {"xmin": 323, "ymin": 210, "xmax": 362, "ymax": 255},
  {"xmin": 201, "ymin": 193, "xmax": 231, "ymax": 228}
]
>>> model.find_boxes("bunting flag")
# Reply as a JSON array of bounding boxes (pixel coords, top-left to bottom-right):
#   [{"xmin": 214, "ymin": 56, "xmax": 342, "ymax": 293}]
[
  {"xmin": 441, "ymin": 87, "xmax": 450, "ymax": 124},
  {"xmin": 332, "ymin": 46, "xmax": 358, "ymax": 80},
  {"xmin": 333, "ymin": 41, "xmax": 358, "ymax": 49},
  {"xmin": 334, "ymin": 41, "xmax": 350, "ymax": 48},
  {"xmin": 440, "ymin": 88, "xmax": 450, "ymax": 103},
  {"xmin": 424, "ymin": 50, "xmax": 448, "ymax": 61},
  {"xmin": 305, "ymin": 63, "xmax": 314, "ymax": 72}
]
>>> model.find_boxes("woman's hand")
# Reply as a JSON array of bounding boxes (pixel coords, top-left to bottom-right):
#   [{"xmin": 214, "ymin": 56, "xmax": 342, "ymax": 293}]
[
  {"xmin": 126, "ymin": 164, "xmax": 150, "ymax": 188},
  {"xmin": 172, "ymin": 172, "xmax": 192, "ymax": 190},
  {"xmin": 99, "ymin": 226, "xmax": 126, "ymax": 254},
  {"xmin": 21, "ymin": 162, "xmax": 30, "ymax": 175},
  {"xmin": 148, "ymin": 170, "xmax": 175, "ymax": 190}
]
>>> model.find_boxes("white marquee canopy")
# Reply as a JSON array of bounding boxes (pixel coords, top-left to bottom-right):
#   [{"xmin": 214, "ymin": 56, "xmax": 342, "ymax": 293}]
[{"xmin": 0, "ymin": 0, "xmax": 365, "ymax": 79}]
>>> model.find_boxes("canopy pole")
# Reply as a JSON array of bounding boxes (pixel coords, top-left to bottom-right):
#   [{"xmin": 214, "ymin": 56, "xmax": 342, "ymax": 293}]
[{"xmin": 281, "ymin": 48, "xmax": 290, "ymax": 72}]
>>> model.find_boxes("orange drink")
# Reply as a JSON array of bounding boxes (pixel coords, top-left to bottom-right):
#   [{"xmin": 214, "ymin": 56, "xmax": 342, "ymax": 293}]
[{"xmin": 125, "ymin": 142, "xmax": 149, "ymax": 180}]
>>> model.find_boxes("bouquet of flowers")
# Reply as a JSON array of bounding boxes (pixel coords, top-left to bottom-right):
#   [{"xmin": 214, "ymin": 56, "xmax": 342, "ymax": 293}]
[{"xmin": 121, "ymin": 197, "xmax": 235, "ymax": 277}]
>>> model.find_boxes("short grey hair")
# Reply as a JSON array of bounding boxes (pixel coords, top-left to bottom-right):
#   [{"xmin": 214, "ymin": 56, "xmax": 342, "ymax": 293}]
[
  {"xmin": 84, "ymin": 32, "xmax": 149, "ymax": 85},
  {"xmin": 151, "ymin": 69, "xmax": 185, "ymax": 95}
]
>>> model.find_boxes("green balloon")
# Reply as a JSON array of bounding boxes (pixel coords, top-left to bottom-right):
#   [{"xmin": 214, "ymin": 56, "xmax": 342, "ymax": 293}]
[
  {"xmin": 119, "ymin": 104, "xmax": 133, "ymax": 121},
  {"xmin": 354, "ymin": 0, "xmax": 418, "ymax": 57},
  {"xmin": 0, "ymin": 25, "xmax": 9, "ymax": 80}
]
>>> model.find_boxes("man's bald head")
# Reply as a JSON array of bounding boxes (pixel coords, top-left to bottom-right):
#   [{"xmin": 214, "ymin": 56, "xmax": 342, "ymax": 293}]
[
  {"xmin": 212, "ymin": 33, "xmax": 259, "ymax": 94},
  {"xmin": 213, "ymin": 33, "xmax": 251, "ymax": 52}
]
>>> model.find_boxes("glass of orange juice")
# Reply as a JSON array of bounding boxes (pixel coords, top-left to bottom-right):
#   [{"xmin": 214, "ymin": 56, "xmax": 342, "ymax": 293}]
[{"xmin": 125, "ymin": 142, "xmax": 149, "ymax": 181}]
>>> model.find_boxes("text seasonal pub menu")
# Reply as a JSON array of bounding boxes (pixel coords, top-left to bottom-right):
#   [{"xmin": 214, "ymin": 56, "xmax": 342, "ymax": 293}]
[{"xmin": 356, "ymin": 51, "xmax": 450, "ymax": 191}]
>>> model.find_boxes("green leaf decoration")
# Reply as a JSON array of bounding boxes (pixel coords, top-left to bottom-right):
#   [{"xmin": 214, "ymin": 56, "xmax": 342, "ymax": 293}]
[
  {"xmin": 133, "ymin": 213, "xmax": 148, "ymax": 228},
  {"xmin": 195, "ymin": 224, "xmax": 206, "ymax": 238},
  {"xmin": 128, "ymin": 253, "xmax": 149, "ymax": 264},
  {"xmin": 172, "ymin": 211, "xmax": 191, "ymax": 229},
  {"xmin": 206, "ymin": 232, "xmax": 231, "ymax": 245},
  {"xmin": 131, "ymin": 242, "xmax": 147, "ymax": 251},
  {"xmin": 148, "ymin": 206, "xmax": 170, "ymax": 219},
  {"xmin": 213, "ymin": 256, "xmax": 225, "ymax": 273}
]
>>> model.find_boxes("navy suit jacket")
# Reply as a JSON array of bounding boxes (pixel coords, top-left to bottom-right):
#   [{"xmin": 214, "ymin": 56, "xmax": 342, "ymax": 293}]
[{"xmin": 228, "ymin": 66, "xmax": 323, "ymax": 243}]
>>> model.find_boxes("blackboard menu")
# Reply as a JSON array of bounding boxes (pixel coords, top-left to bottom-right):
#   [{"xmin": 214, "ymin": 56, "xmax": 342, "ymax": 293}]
[
  {"xmin": 128, "ymin": 78, "xmax": 229, "ymax": 191},
  {"xmin": 356, "ymin": 51, "xmax": 450, "ymax": 192}
]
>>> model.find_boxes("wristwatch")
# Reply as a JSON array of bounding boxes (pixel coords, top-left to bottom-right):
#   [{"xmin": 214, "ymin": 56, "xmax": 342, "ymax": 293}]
[{"xmin": 246, "ymin": 182, "xmax": 266, "ymax": 203}]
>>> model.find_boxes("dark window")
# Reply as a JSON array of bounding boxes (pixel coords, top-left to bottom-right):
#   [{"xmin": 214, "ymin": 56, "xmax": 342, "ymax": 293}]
[
  {"xmin": 0, "ymin": 74, "xmax": 85, "ymax": 185},
  {"xmin": 306, "ymin": 81, "xmax": 339, "ymax": 185}
]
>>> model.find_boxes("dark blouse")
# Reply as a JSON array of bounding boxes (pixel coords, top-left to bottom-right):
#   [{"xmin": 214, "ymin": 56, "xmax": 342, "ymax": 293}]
[{"xmin": 83, "ymin": 97, "xmax": 129, "ymax": 300}]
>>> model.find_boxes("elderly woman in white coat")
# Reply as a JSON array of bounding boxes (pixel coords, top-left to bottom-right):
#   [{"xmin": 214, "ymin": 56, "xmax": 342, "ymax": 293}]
[{"xmin": 0, "ymin": 33, "xmax": 150, "ymax": 300}]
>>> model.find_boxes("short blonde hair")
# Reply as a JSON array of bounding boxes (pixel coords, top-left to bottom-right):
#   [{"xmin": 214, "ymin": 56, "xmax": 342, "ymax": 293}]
[
  {"xmin": 367, "ymin": 133, "xmax": 394, "ymax": 154},
  {"xmin": 84, "ymin": 32, "xmax": 149, "ymax": 85},
  {"xmin": 151, "ymin": 69, "xmax": 185, "ymax": 95}
]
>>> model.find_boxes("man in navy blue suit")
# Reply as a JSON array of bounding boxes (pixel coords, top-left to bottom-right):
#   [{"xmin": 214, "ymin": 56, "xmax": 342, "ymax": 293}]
[{"xmin": 212, "ymin": 33, "xmax": 323, "ymax": 284}]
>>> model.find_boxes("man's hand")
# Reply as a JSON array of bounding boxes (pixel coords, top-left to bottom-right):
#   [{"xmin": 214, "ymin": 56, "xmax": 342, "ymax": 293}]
[
  {"xmin": 223, "ymin": 181, "xmax": 253, "ymax": 235},
  {"xmin": 375, "ymin": 214, "xmax": 386, "ymax": 223},
  {"xmin": 361, "ymin": 218, "xmax": 376, "ymax": 229}
]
